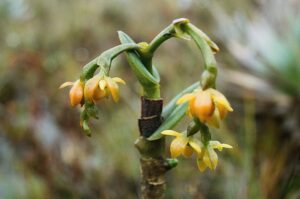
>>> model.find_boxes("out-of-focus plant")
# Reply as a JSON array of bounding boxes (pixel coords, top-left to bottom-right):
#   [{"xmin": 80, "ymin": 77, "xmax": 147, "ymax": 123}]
[{"xmin": 60, "ymin": 18, "xmax": 234, "ymax": 198}]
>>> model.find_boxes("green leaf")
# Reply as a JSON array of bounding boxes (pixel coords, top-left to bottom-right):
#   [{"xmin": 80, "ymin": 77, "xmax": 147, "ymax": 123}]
[
  {"xmin": 118, "ymin": 31, "xmax": 159, "ymax": 87},
  {"xmin": 97, "ymin": 43, "xmax": 141, "ymax": 67}
]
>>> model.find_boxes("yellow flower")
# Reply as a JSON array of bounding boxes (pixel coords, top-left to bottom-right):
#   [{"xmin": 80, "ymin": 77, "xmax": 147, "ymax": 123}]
[
  {"xmin": 84, "ymin": 75, "xmax": 125, "ymax": 103},
  {"xmin": 60, "ymin": 79, "xmax": 84, "ymax": 107},
  {"xmin": 197, "ymin": 141, "xmax": 232, "ymax": 172},
  {"xmin": 161, "ymin": 130, "xmax": 203, "ymax": 158},
  {"xmin": 177, "ymin": 88, "xmax": 233, "ymax": 128}
]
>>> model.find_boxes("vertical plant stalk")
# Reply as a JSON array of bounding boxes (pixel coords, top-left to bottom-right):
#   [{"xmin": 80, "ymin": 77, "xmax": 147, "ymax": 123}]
[{"xmin": 135, "ymin": 97, "xmax": 169, "ymax": 199}]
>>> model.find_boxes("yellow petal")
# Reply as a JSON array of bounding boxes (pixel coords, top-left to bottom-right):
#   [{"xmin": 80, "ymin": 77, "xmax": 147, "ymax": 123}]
[
  {"xmin": 170, "ymin": 137, "xmax": 188, "ymax": 158},
  {"xmin": 176, "ymin": 93, "xmax": 195, "ymax": 105},
  {"xmin": 217, "ymin": 104, "xmax": 228, "ymax": 120},
  {"xmin": 186, "ymin": 103, "xmax": 193, "ymax": 118},
  {"xmin": 205, "ymin": 108, "xmax": 221, "ymax": 128},
  {"xmin": 59, "ymin": 81, "xmax": 74, "ymax": 89},
  {"xmin": 188, "ymin": 137, "xmax": 203, "ymax": 155},
  {"xmin": 161, "ymin": 130, "xmax": 182, "ymax": 137},
  {"xmin": 197, "ymin": 158, "xmax": 207, "ymax": 172},
  {"xmin": 203, "ymin": 151, "xmax": 213, "ymax": 169},
  {"xmin": 99, "ymin": 79, "xmax": 107, "ymax": 90},
  {"xmin": 84, "ymin": 76, "xmax": 101, "ymax": 102},
  {"xmin": 221, "ymin": 144, "xmax": 233, "ymax": 149},
  {"xmin": 208, "ymin": 147, "xmax": 218, "ymax": 170},
  {"xmin": 209, "ymin": 141, "xmax": 233, "ymax": 151},
  {"xmin": 208, "ymin": 89, "xmax": 233, "ymax": 112},
  {"xmin": 106, "ymin": 77, "xmax": 120, "ymax": 102},
  {"xmin": 183, "ymin": 146, "xmax": 193, "ymax": 158},
  {"xmin": 112, "ymin": 77, "xmax": 126, "ymax": 85}
]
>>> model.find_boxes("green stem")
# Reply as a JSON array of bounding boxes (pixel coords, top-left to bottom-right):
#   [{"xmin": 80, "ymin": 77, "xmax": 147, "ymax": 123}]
[
  {"xmin": 80, "ymin": 43, "xmax": 140, "ymax": 81},
  {"xmin": 148, "ymin": 24, "xmax": 175, "ymax": 54},
  {"xmin": 143, "ymin": 84, "xmax": 160, "ymax": 99},
  {"xmin": 198, "ymin": 121, "xmax": 211, "ymax": 146}
]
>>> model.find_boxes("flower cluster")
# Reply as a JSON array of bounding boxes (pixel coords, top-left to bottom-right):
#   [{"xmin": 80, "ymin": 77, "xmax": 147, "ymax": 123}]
[
  {"xmin": 177, "ymin": 88, "xmax": 233, "ymax": 128},
  {"xmin": 161, "ymin": 130, "xmax": 232, "ymax": 172},
  {"xmin": 60, "ymin": 75, "xmax": 125, "ymax": 106}
]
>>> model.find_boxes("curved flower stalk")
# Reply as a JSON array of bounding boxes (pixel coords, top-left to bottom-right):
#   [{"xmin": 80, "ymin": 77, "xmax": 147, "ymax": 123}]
[
  {"xmin": 162, "ymin": 130, "xmax": 232, "ymax": 172},
  {"xmin": 177, "ymin": 88, "xmax": 233, "ymax": 128}
]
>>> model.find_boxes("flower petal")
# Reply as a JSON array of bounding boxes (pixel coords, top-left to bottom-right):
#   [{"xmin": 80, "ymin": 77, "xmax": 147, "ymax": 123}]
[
  {"xmin": 193, "ymin": 90, "xmax": 214, "ymax": 122},
  {"xmin": 161, "ymin": 130, "xmax": 182, "ymax": 137},
  {"xmin": 208, "ymin": 89, "xmax": 233, "ymax": 112},
  {"xmin": 221, "ymin": 144, "xmax": 233, "ymax": 149},
  {"xmin": 188, "ymin": 137, "xmax": 203, "ymax": 155},
  {"xmin": 59, "ymin": 81, "xmax": 74, "ymax": 89},
  {"xmin": 170, "ymin": 137, "xmax": 188, "ymax": 158},
  {"xmin": 84, "ymin": 76, "xmax": 101, "ymax": 102},
  {"xmin": 106, "ymin": 77, "xmax": 120, "ymax": 102},
  {"xmin": 183, "ymin": 146, "xmax": 193, "ymax": 158},
  {"xmin": 205, "ymin": 108, "xmax": 221, "ymax": 128},
  {"xmin": 210, "ymin": 141, "xmax": 233, "ymax": 151},
  {"xmin": 93, "ymin": 87, "xmax": 107, "ymax": 100},
  {"xmin": 99, "ymin": 79, "xmax": 107, "ymax": 90},
  {"xmin": 197, "ymin": 158, "xmax": 207, "ymax": 172},
  {"xmin": 176, "ymin": 93, "xmax": 195, "ymax": 105},
  {"xmin": 203, "ymin": 150, "xmax": 213, "ymax": 169},
  {"xmin": 208, "ymin": 147, "xmax": 218, "ymax": 170},
  {"xmin": 69, "ymin": 80, "xmax": 84, "ymax": 106},
  {"xmin": 112, "ymin": 77, "xmax": 126, "ymax": 85}
]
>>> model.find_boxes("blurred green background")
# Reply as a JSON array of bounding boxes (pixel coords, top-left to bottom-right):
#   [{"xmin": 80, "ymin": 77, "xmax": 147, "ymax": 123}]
[{"xmin": 0, "ymin": 0, "xmax": 299, "ymax": 198}]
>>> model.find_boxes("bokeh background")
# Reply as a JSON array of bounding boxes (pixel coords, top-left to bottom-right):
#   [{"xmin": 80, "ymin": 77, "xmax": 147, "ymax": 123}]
[{"xmin": 0, "ymin": 0, "xmax": 299, "ymax": 198}]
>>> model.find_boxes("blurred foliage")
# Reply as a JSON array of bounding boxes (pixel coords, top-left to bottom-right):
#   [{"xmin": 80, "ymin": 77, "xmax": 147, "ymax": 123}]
[{"xmin": 0, "ymin": 0, "xmax": 299, "ymax": 198}]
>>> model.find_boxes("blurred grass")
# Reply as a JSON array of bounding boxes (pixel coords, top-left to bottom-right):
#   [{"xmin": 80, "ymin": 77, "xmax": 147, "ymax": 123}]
[{"xmin": 0, "ymin": 0, "xmax": 299, "ymax": 198}]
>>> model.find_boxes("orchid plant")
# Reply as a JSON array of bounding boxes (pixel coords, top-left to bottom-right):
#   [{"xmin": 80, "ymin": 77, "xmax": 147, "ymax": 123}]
[{"xmin": 60, "ymin": 18, "xmax": 233, "ymax": 198}]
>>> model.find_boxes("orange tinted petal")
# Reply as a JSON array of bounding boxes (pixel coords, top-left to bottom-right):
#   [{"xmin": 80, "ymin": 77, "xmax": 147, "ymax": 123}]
[
  {"xmin": 84, "ymin": 76, "xmax": 101, "ymax": 102},
  {"xmin": 193, "ymin": 90, "xmax": 214, "ymax": 122},
  {"xmin": 93, "ymin": 87, "xmax": 107, "ymax": 101},
  {"xmin": 69, "ymin": 80, "xmax": 84, "ymax": 106}
]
